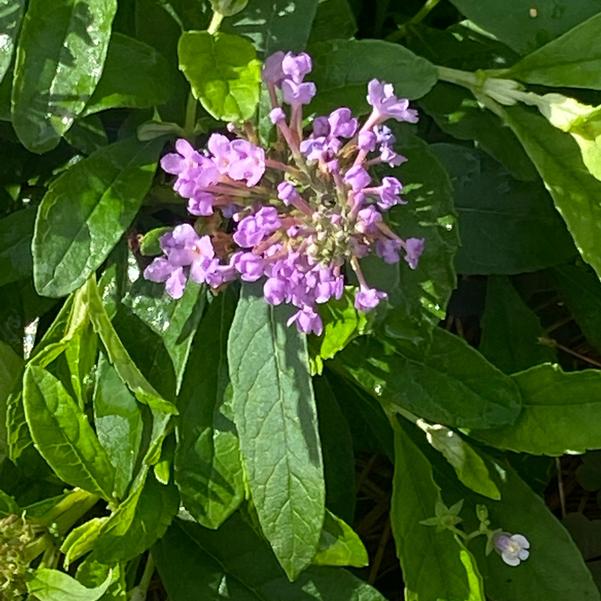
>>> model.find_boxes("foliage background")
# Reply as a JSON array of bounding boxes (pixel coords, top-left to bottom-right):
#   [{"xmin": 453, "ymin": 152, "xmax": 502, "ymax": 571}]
[{"xmin": 2, "ymin": 0, "xmax": 601, "ymax": 600}]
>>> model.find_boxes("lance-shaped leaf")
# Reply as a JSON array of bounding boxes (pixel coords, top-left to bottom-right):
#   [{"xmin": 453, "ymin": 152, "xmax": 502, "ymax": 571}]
[
  {"xmin": 23, "ymin": 366, "xmax": 115, "ymax": 499},
  {"xmin": 175, "ymin": 289, "xmax": 244, "ymax": 529},
  {"xmin": 506, "ymin": 13, "xmax": 601, "ymax": 89},
  {"xmin": 178, "ymin": 31, "xmax": 261, "ymax": 122},
  {"xmin": 11, "ymin": 0, "xmax": 117, "ymax": 152},
  {"xmin": 33, "ymin": 137, "xmax": 162, "ymax": 297},
  {"xmin": 84, "ymin": 277, "xmax": 177, "ymax": 415},
  {"xmin": 501, "ymin": 106, "xmax": 601, "ymax": 281},
  {"xmin": 154, "ymin": 515, "xmax": 387, "ymax": 601},
  {"xmin": 91, "ymin": 472, "xmax": 179, "ymax": 563},
  {"xmin": 314, "ymin": 511, "xmax": 368, "ymax": 568},
  {"xmin": 474, "ymin": 364, "xmax": 601, "ymax": 455},
  {"xmin": 334, "ymin": 328, "xmax": 521, "ymax": 430},
  {"xmin": 391, "ymin": 422, "xmax": 485, "ymax": 601},
  {"xmin": 228, "ymin": 283, "xmax": 325, "ymax": 580}
]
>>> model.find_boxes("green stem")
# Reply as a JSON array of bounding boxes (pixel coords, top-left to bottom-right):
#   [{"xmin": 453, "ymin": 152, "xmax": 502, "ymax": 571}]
[
  {"xmin": 184, "ymin": 92, "xmax": 197, "ymax": 138},
  {"xmin": 38, "ymin": 489, "xmax": 99, "ymax": 536},
  {"xmin": 388, "ymin": 0, "xmax": 441, "ymax": 41},
  {"xmin": 207, "ymin": 10, "xmax": 224, "ymax": 35},
  {"xmin": 409, "ymin": 0, "xmax": 441, "ymax": 26},
  {"xmin": 130, "ymin": 554, "xmax": 156, "ymax": 601}
]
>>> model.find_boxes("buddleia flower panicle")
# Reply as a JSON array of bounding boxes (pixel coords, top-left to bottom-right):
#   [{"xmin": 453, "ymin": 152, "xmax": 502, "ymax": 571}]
[{"xmin": 145, "ymin": 51, "xmax": 424, "ymax": 335}]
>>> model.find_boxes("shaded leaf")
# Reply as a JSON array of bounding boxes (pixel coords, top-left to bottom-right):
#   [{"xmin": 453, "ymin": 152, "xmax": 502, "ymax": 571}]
[
  {"xmin": 0, "ymin": 0, "xmax": 25, "ymax": 83},
  {"xmin": 308, "ymin": 0, "xmax": 356, "ymax": 45},
  {"xmin": 334, "ymin": 329, "xmax": 521, "ymax": 429},
  {"xmin": 447, "ymin": 0, "xmax": 599, "ymax": 55},
  {"xmin": 175, "ymin": 289, "xmax": 244, "ymax": 529},
  {"xmin": 0, "ymin": 208, "xmax": 34, "ymax": 287},
  {"xmin": 310, "ymin": 40, "xmax": 438, "ymax": 115},
  {"xmin": 154, "ymin": 515, "xmax": 387, "ymax": 600},
  {"xmin": 474, "ymin": 364, "xmax": 601, "ymax": 455},
  {"xmin": 479, "ymin": 276, "xmax": 556, "ymax": 372},
  {"xmin": 432, "ymin": 143, "xmax": 575, "ymax": 275}
]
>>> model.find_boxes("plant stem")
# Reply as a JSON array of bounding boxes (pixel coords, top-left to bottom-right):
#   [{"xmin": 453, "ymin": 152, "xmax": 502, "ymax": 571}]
[
  {"xmin": 130, "ymin": 554, "xmax": 156, "ymax": 601},
  {"xmin": 184, "ymin": 92, "xmax": 197, "ymax": 138},
  {"xmin": 410, "ymin": 0, "xmax": 441, "ymax": 26},
  {"xmin": 388, "ymin": 0, "xmax": 441, "ymax": 41},
  {"xmin": 207, "ymin": 10, "xmax": 224, "ymax": 35}
]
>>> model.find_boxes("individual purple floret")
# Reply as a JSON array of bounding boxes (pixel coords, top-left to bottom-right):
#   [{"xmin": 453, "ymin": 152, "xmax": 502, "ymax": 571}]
[{"xmin": 147, "ymin": 52, "xmax": 425, "ymax": 335}]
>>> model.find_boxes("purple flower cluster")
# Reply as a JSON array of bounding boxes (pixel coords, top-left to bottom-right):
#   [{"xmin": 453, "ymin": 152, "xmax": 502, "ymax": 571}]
[{"xmin": 145, "ymin": 51, "xmax": 424, "ymax": 335}]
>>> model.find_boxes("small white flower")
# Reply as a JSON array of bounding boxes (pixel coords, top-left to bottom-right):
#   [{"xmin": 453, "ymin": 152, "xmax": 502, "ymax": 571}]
[{"xmin": 493, "ymin": 532, "xmax": 530, "ymax": 567}]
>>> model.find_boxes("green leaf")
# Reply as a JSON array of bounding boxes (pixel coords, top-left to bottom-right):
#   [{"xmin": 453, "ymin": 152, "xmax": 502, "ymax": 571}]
[
  {"xmin": 93, "ymin": 353, "xmax": 143, "ymax": 499},
  {"xmin": 309, "ymin": 288, "xmax": 368, "ymax": 375},
  {"xmin": 415, "ymin": 419, "xmax": 500, "ymax": 500},
  {"xmin": 0, "ymin": 339, "xmax": 23, "ymax": 455},
  {"xmin": 432, "ymin": 143, "xmax": 575, "ymax": 275},
  {"xmin": 334, "ymin": 329, "xmax": 521, "ymax": 429},
  {"xmin": 92, "ymin": 472, "xmax": 179, "ymax": 563},
  {"xmin": 447, "ymin": 0, "xmax": 600, "ymax": 55},
  {"xmin": 314, "ymin": 511, "xmax": 368, "ymax": 568},
  {"xmin": 310, "ymin": 40, "xmax": 437, "ymax": 115},
  {"xmin": 0, "ymin": 208, "xmax": 34, "ymax": 286},
  {"xmin": 76, "ymin": 559, "xmax": 126, "ymax": 601},
  {"xmin": 154, "ymin": 515, "xmax": 388, "ymax": 601},
  {"xmin": 33, "ymin": 137, "xmax": 162, "ymax": 297},
  {"xmin": 502, "ymin": 106, "xmax": 601, "ymax": 281},
  {"xmin": 122, "ymin": 279, "xmax": 206, "ymax": 390},
  {"xmin": 27, "ymin": 568, "xmax": 112, "ymax": 601},
  {"xmin": 0, "ymin": 488, "xmax": 18, "ymax": 515},
  {"xmin": 549, "ymin": 263, "xmax": 601, "ymax": 353},
  {"xmin": 308, "ymin": 0, "xmax": 356, "ymax": 45},
  {"xmin": 60, "ymin": 517, "xmax": 108, "ymax": 568},
  {"xmin": 479, "ymin": 276, "xmax": 556, "ymax": 372},
  {"xmin": 326, "ymin": 372, "xmax": 394, "ymax": 460},
  {"xmin": 11, "ymin": 0, "xmax": 117, "ymax": 152},
  {"xmin": 506, "ymin": 13, "xmax": 601, "ymax": 89},
  {"xmin": 462, "ymin": 465, "xmax": 600, "ymax": 601},
  {"xmin": 64, "ymin": 114, "xmax": 108, "ymax": 154},
  {"xmin": 84, "ymin": 276, "xmax": 177, "ymax": 415},
  {"xmin": 84, "ymin": 33, "xmax": 172, "ymax": 115},
  {"xmin": 228, "ymin": 283, "xmax": 325, "ymax": 580},
  {"xmin": 23, "ymin": 365, "xmax": 115, "ymax": 499},
  {"xmin": 223, "ymin": 0, "xmax": 318, "ymax": 56},
  {"xmin": 178, "ymin": 31, "xmax": 261, "ymax": 122},
  {"xmin": 391, "ymin": 422, "xmax": 485, "ymax": 601},
  {"xmin": 366, "ymin": 134, "xmax": 458, "ymax": 347},
  {"xmin": 175, "ymin": 289, "xmax": 244, "ymax": 529},
  {"xmin": 474, "ymin": 364, "xmax": 601, "ymax": 455},
  {"xmin": 0, "ymin": 0, "xmax": 25, "ymax": 83},
  {"xmin": 314, "ymin": 375, "xmax": 355, "ymax": 522},
  {"xmin": 420, "ymin": 83, "xmax": 537, "ymax": 181}
]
